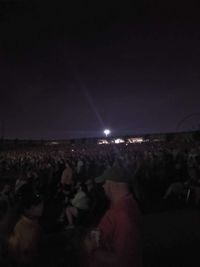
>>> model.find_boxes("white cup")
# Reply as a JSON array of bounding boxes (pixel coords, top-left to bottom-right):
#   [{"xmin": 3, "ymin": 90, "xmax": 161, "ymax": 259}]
[{"xmin": 90, "ymin": 229, "xmax": 100, "ymax": 247}]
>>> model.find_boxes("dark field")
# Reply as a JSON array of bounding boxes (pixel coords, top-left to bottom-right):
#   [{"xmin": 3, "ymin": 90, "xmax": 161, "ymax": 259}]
[{"xmin": 143, "ymin": 208, "xmax": 200, "ymax": 267}]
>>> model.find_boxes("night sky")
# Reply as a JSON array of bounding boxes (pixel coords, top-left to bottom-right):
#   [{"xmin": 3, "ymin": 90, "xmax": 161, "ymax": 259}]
[{"xmin": 1, "ymin": 1, "xmax": 200, "ymax": 140}]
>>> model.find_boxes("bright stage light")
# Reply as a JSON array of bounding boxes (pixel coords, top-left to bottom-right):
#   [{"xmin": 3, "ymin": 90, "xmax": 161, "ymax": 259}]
[{"xmin": 104, "ymin": 129, "xmax": 111, "ymax": 137}]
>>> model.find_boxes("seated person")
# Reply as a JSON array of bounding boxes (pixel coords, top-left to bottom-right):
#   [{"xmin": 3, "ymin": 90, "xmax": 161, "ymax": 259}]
[{"xmin": 65, "ymin": 183, "xmax": 90, "ymax": 228}]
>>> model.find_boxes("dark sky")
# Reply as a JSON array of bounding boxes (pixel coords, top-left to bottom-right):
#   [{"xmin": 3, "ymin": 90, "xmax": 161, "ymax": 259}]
[{"xmin": 1, "ymin": 1, "xmax": 200, "ymax": 139}]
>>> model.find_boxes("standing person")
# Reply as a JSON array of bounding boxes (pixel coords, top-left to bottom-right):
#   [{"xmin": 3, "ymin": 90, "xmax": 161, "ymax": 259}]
[
  {"xmin": 60, "ymin": 162, "xmax": 73, "ymax": 190},
  {"xmin": 85, "ymin": 165, "xmax": 143, "ymax": 267}
]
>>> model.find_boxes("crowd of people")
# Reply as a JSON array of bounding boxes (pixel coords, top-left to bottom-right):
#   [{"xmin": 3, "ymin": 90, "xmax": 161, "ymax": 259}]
[{"xmin": 0, "ymin": 137, "xmax": 200, "ymax": 266}]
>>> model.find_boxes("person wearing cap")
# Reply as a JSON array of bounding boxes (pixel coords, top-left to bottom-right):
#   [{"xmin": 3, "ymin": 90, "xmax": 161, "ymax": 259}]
[{"xmin": 86, "ymin": 165, "xmax": 143, "ymax": 267}]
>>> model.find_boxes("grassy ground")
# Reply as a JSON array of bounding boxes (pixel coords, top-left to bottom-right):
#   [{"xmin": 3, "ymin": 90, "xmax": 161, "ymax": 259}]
[{"xmin": 143, "ymin": 208, "xmax": 200, "ymax": 267}]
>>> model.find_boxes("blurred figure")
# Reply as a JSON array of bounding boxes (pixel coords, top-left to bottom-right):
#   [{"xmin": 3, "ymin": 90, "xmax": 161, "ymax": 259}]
[
  {"xmin": 60, "ymin": 162, "xmax": 73, "ymax": 190},
  {"xmin": 7, "ymin": 192, "xmax": 43, "ymax": 265},
  {"xmin": 0, "ymin": 184, "xmax": 14, "ymax": 211}
]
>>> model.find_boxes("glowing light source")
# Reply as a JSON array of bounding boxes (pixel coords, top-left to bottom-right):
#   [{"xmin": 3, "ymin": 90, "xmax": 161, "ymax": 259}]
[
  {"xmin": 114, "ymin": 138, "xmax": 125, "ymax": 144},
  {"xmin": 104, "ymin": 129, "xmax": 111, "ymax": 137},
  {"xmin": 98, "ymin": 139, "xmax": 109, "ymax": 145},
  {"xmin": 127, "ymin": 137, "xmax": 144, "ymax": 143},
  {"xmin": 49, "ymin": 141, "xmax": 59, "ymax": 145}
]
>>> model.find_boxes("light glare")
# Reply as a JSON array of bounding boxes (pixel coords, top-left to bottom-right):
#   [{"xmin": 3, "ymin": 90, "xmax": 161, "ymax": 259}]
[{"xmin": 104, "ymin": 129, "xmax": 111, "ymax": 136}]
